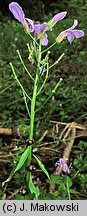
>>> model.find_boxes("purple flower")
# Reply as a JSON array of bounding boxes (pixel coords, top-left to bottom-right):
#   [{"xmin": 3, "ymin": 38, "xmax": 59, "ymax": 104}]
[
  {"xmin": 56, "ymin": 19, "xmax": 84, "ymax": 43},
  {"xmin": 55, "ymin": 158, "xmax": 70, "ymax": 174},
  {"xmin": 47, "ymin": 11, "xmax": 67, "ymax": 29},
  {"xmin": 9, "ymin": 2, "xmax": 34, "ymax": 32},
  {"xmin": 40, "ymin": 66, "xmax": 44, "ymax": 74},
  {"xmin": 34, "ymin": 22, "xmax": 48, "ymax": 46},
  {"xmin": 9, "ymin": 3, "xmax": 67, "ymax": 46},
  {"xmin": 34, "ymin": 12, "xmax": 67, "ymax": 46}
]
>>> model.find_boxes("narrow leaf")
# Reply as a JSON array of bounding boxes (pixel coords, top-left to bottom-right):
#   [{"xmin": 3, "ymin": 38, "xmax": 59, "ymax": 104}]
[
  {"xmin": 15, "ymin": 146, "xmax": 31, "ymax": 172},
  {"xmin": 2, "ymin": 167, "xmax": 16, "ymax": 187},
  {"xmin": 29, "ymin": 173, "xmax": 40, "ymax": 198},
  {"xmin": 33, "ymin": 154, "xmax": 50, "ymax": 179},
  {"xmin": 26, "ymin": 145, "xmax": 32, "ymax": 167}
]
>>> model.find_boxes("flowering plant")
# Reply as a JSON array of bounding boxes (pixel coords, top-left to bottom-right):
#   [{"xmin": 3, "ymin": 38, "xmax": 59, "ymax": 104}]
[
  {"xmin": 2, "ymin": 2, "xmax": 84, "ymax": 198},
  {"xmin": 55, "ymin": 158, "xmax": 70, "ymax": 174}
]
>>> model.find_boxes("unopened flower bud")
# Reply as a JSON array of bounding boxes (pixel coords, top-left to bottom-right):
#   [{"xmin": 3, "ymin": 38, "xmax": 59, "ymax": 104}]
[{"xmin": 56, "ymin": 32, "xmax": 66, "ymax": 43}]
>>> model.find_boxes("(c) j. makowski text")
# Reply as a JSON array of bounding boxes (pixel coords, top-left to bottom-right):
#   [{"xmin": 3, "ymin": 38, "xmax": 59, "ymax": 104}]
[{"xmin": 30, "ymin": 202, "xmax": 78, "ymax": 212}]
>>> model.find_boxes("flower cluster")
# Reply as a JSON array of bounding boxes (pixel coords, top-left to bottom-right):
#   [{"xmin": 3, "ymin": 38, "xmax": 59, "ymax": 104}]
[
  {"xmin": 55, "ymin": 158, "xmax": 70, "ymax": 174},
  {"xmin": 9, "ymin": 2, "xmax": 84, "ymax": 46}
]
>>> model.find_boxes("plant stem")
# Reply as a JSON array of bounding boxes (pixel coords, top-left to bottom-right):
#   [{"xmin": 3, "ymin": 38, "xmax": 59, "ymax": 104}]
[
  {"xmin": 0, "ymin": 81, "xmax": 16, "ymax": 95},
  {"xmin": 27, "ymin": 32, "xmax": 39, "ymax": 47},
  {"xmin": 29, "ymin": 42, "xmax": 42, "ymax": 140},
  {"xmin": 23, "ymin": 91, "xmax": 30, "ymax": 117},
  {"xmin": 37, "ymin": 63, "xmax": 48, "ymax": 96},
  {"xmin": 41, "ymin": 42, "xmax": 56, "ymax": 54},
  {"xmin": 66, "ymin": 178, "xmax": 71, "ymax": 200},
  {"xmin": 29, "ymin": 73, "xmax": 38, "ymax": 140},
  {"xmin": 36, "ymin": 78, "xmax": 62, "ymax": 113},
  {"xmin": 17, "ymin": 50, "xmax": 34, "ymax": 82},
  {"xmin": 48, "ymin": 53, "xmax": 65, "ymax": 70},
  {"xmin": 9, "ymin": 62, "xmax": 31, "ymax": 101},
  {"xmin": 26, "ymin": 42, "xmax": 42, "ymax": 175}
]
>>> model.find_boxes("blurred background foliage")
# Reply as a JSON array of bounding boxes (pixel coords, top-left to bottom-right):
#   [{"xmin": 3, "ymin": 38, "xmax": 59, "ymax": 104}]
[
  {"xmin": 0, "ymin": 0, "xmax": 87, "ymax": 200},
  {"xmin": 0, "ymin": 0, "xmax": 87, "ymax": 128}
]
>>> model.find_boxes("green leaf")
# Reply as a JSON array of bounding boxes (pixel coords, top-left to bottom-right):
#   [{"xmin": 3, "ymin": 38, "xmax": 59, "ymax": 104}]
[
  {"xmin": 47, "ymin": 174, "xmax": 62, "ymax": 184},
  {"xmin": 65, "ymin": 176, "xmax": 72, "ymax": 188},
  {"xmin": 69, "ymin": 189, "xmax": 80, "ymax": 194},
  {"xmin": 15, "ymin": 146, "xmax": 32, "ymax": 172},
  {"xmin": 14, "ymin": 194, "xmax": 25, "ymax": 200},
  {"xmin": 29, "ymin": 173, "xmax": 40, "ymax": 198},
  {"xmin": 2, "ymin": 146, "xmax": 32, "ymax": 187},
  {"xmin": 26, "ymin": 145, "xmax": 32, "ymax": 167},
  {"xmin": 73, "ymin": 159, "xmax": 79, "ymax": 166},
  {"xmin": 33, "ymin": 154, "xmax": 50, "ymax": 179},
  {"xmin": 2, "ymin": 167, "xmax": 16, "ymax": 187}
]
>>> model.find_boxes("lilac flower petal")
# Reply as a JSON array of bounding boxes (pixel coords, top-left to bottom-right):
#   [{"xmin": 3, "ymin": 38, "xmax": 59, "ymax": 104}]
[
  {"xmin": 25, "ymin": 18, "xmax": 34, "ymax": 32},
  {"xmin": 66, "ymin": 29, "xmax": 84, "ymax": 43},
  {"xmin": 72, "ymin": 30, "xmax": 85, "ymax": 38},
  {"xmin": 66, "ymin": 32, "xmax": 75, "ymax": 43},
  {"xmin": 67, "ymin": 167, "xmax": 70, "ymax": 174},
  {"xmin": 34, "ymin": 24, "xmax": 48, "ymax": 45},
  {"xmin": 34, "ymin": 23, "xmax": 47, "ymax": 44},
  {"xmin": 63, "ymin": 163, "xmax": 69, "ymax": 172},
  {"xmin": 34, "ymin": 24, "xmax": 41, "ymax": 33},
  {"xmin": 40, "ymin": 66, "xmax": 43, "ymax": 73},
  {"xmin": 59, "ymin": 158, "xmax": 65, "ymax": 165},
  {"xmin": 9, "ymin": 2, "xmax": 26, "ymax": 26},
  {"xmin": 55, "ymin": 158, "xmax": 70, "ymax": 174},
  {"xmin": 47, "ymin": 11, "xmax": 67, "ymax": 29},
  {"xmin": 40, "ymin": 22, "xmax": 47, "ymax": 32},
  {"xmin": 63, "ymin": 164, "xmax": 70, "ymax": 173},
  {"xmin": 34, "ymin": 22, "xmax": 46, "ymax": 33},
  {"xmin": 9, "ymin": 2, "xmax": 34, "ymax": 32},
  {"xmin": 59, "ymin": 158, "xmax": 68, "ymax": 165},
  {"xmin": 55, "ymin": 166, "xmax": 60, "ymax": 173},
  {"xmin": 34, "ymin": 31, "xmax": 38, "ymax": 40},
  {"xmin": 41, "ymin": 33, "xmax": 48, "ymax": 46},
  {"xmin": 56, "ymin": 18, "xmax": 84, "ymax": 44},
  {"xmin": 53, "ymin": 11, "xmax": 67, "ymax": 22},
  {"xmin": 68, "ymin": 19, "xmax": 78, "ymax": 30}
]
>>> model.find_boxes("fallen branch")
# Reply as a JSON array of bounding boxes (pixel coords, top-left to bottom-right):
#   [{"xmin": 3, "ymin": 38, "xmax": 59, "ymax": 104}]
[
  {"xmin": 0, "ymin": 121, "xmax": 86, "ymax": 138},
  {"xmin": 0, "ymin": 127, "xmax": 21, "ymax": 137}
]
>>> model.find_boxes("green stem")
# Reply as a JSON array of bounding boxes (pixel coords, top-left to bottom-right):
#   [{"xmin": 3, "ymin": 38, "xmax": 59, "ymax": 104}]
[
  {"xmin": 36, "ymin": 50, "xmax": 50, "ymax": 89},
  {"xmin": 17, "ymin": 50, "xmax": 34, "ymax": 82},
  {"xmin": 48, "ymin": 53, "xmax": 65, "ymax": 70},
  {"xmin": 9, "ymin": 62, "xmax": 31, "ymax": 101},
  {"xmin": 23, "ymin": 91, "xmax": 30, "ymax": 117},
  {"xmin": 38, "ymin": 53, "xmax": 64, "ymax": 76},
  {"xmin": 0, "ymin": 81, "xmax": 16, "ymax": 95},
  {"xmin": 29, "ymin": 42, "xmax": 42, "ymax": 140},
  {"xmin": 41, "ymin": 42, "xmax": 56, "ymax": 54},
  {"xmin": 27, "ymin": 32, "xmax": 39, "ymax": 47},
  {"xmin": 37, "ymin": 63, "xmax": 49, "ymax": 96},
  {"xmin": 66, "ymin": 178, "xmax": 71, "ymax": 200},
  {"xmin": 29, "ymin": 73, "xmax": 38, "ymax": 140},
  {"xmin": 36, "ymin": 78, "xmax": 62, "ymax": 113}
]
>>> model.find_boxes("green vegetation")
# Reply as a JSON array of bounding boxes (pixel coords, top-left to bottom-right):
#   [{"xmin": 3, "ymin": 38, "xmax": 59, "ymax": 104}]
[{"xmin": 0, "ymin": 0, "xmax": 87, "ymax": 200}]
